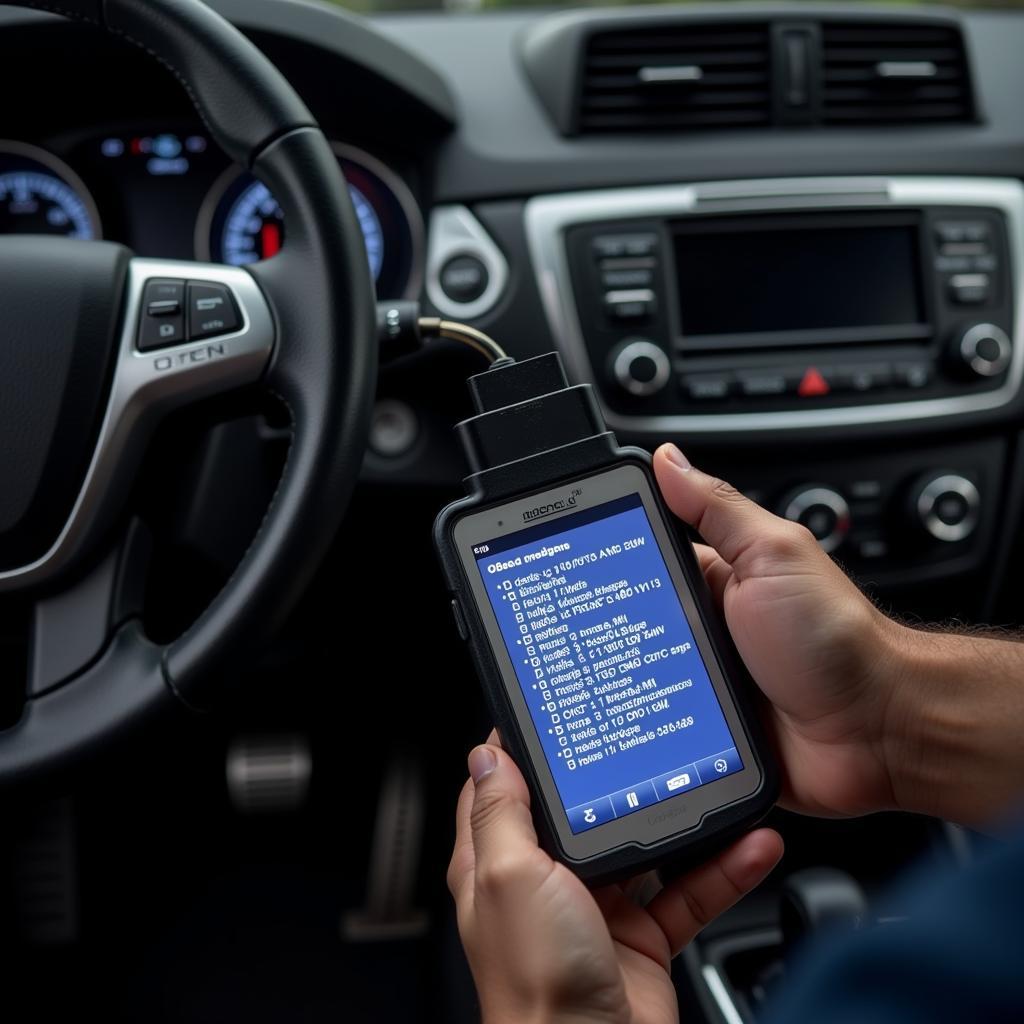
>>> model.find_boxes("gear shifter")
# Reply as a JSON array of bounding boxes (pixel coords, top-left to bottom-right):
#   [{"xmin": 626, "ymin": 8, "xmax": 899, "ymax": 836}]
[{"xmin": 780, "ymin": 867, "xmax": 868, "ymax": 950}]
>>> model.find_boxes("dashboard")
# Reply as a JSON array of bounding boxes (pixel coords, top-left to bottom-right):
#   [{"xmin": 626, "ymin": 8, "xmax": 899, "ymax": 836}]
[{"xmin": 1, "ymin": 1, "xmax": 1023, "ymax": 1019}]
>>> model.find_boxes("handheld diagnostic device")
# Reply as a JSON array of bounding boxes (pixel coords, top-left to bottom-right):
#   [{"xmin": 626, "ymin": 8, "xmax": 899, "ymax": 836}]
[{"xmin": 434, "ymin": 352, "xmax": 777, "ymax": 885}]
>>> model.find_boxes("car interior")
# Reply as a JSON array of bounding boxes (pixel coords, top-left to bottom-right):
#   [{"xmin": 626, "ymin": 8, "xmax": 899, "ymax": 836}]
[{"xmin": 0, "ymin": 0, "xmax": 1019, "ymax": 1020}]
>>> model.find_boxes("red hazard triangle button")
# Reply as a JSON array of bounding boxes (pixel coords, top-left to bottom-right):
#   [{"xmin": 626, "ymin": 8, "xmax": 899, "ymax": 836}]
[{"xmin": 798, "ymin": 367, "xmax": 830, "ymax": 397}]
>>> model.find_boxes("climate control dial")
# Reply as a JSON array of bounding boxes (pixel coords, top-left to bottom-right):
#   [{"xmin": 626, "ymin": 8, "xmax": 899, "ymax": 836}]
[
  {"xmin": 913, "ymin": 473, "xmax": 980, "ymax": 542},
  {"xmin": 780, "ymin": 486, "xmax": 850, "ymax": 554}
]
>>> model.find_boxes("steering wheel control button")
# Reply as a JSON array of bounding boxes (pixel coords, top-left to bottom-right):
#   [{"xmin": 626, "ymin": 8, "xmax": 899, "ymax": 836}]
[
  {"xmin": 187, "ymin": 281, "xmax": 240, "ymax": 340},
  {"xmin": 137, "ymin": 278, "xmax": 186, "ymax": 351},
  {"xmin": 612, "ymin": 339, "xmax": 670, "ymax": 396},
  {"xmin": 782, "ymin": 487, "xmax": 851, "ymax": 554},
  {"xmin": 694, "ymin": 747, "xmax": 741, "ymax": 784},
  {"xmin": 566, "ymin": 796, "xmax": 615, "ymax": 833},
  {"xmin": 439, "ymin": 254, "xmax": 489, "ymax": 304},
  {"xmin": 956, "ymin": 323, "xmax": 1012, "ymax": 378},
  {"xmin": 916, "ymin": 473, "xmax": 980, "ymax": 543}
]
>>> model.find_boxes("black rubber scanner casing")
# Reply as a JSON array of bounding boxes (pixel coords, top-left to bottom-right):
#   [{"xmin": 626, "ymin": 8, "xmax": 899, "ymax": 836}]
[{"xmin": 434, "ymin": 353, "xmax": 779, "ymax": 887}]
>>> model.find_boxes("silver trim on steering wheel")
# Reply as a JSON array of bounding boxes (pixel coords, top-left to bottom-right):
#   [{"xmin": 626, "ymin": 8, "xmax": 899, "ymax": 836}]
[{"xmin": 0, "ymin": 258, "xmax": 274, "ymax": 591}]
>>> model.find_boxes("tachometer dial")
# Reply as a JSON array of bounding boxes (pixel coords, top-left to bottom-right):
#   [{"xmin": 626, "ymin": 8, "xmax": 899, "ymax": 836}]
[
  {"xmin": 197, "ymin": 142, "xmax": 422, "ymax": 299},
  {"xmin": 0, "ymin": 141, "xmax": 101, "ymax": 239}
]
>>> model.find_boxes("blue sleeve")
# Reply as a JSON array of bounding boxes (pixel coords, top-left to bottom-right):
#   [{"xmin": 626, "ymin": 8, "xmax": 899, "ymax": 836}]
[{"xmin": 761, "ymin": 832, "xmax": 1024, "ymax": 1023}]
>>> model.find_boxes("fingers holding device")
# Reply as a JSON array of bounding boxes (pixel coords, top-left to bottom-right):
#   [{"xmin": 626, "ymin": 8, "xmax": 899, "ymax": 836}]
[{"xmin": 448, "ymin": 737, "xmax": 783, "ymax": 1024}]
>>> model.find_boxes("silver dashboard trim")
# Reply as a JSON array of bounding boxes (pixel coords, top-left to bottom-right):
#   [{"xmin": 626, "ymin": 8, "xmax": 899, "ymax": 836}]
[
  {"xmin": 0, "ymin": 258, "xmax": 274, "ymax": 590},
  {"xmin": 523, "ymin": 176, "xmax": 1024, "ymax": 433},
  {"xmin": 426, "ymin": 204, "xmax": 509, "ymax": 320}
]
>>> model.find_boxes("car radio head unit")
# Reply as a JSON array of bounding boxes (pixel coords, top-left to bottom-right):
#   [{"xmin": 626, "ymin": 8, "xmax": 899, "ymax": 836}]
[
  {"xmin": 525, "ymin": 177, "xmax": 1023, "ymax": 433},
  {"xmin": 672, "ymin": 211, "xmax": 928, "ymax": 348}
]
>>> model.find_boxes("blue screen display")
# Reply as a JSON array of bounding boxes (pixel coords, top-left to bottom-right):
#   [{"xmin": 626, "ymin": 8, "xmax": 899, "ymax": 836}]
[{"xmin": 475, "ymin": 494, "xmax": 742, "ymax": 834}]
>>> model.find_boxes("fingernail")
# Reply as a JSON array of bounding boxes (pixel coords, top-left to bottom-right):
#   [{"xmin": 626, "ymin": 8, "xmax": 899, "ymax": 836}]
[
  {"xmin": 663, "ymin": 444, "xmax": 691, "ymax": 470},
  {"xmin": 468, "ymin": 746, "xmax": 497, "ymax": 783}
]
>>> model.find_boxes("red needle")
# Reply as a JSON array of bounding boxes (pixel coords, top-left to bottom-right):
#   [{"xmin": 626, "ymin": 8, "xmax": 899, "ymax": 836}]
[{"xmin": 260, "ymin": 221, "xmax": 282, "ymax": 258}]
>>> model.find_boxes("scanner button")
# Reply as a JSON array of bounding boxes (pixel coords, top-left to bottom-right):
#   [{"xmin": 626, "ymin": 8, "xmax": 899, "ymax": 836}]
[
  {"xmin": 610, "ymin": 781, "xmax": 658, "ymax": 817},
  {"xmin": 566, "ymin": 797, "xmax": 615, "ymax": 833},
  {"xmin": 450, "ymin": 598, "xmax": 469, "ymax": 642},
  {"xmin": 652, "ymin": 765, "xmax": 700, "ymax": 801},
  {"xmin": 694, "ymin": 747, "xmax": 742, "ymax": 784}
]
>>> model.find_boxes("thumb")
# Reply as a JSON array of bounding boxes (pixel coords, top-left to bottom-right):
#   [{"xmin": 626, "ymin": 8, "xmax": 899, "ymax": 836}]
[
  {"xmin": 653, "ymin": 443, "xmax": 820, "ymax": 580},
  {"xmin": 467, "ymin": 744, "xmax": 541, "ymax": 871}
]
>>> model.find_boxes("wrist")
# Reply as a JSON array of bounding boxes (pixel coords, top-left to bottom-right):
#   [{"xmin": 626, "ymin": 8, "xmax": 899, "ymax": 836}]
[{"xmin": 880, "ymin": 621, "xmax": 1024, "ymax": 829}]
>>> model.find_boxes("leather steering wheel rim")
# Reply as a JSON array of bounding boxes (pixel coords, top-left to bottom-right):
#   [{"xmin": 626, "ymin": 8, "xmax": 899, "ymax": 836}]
[{"xmin": 0, "ymin": 0, "xmax": 377, "ymax": 786}]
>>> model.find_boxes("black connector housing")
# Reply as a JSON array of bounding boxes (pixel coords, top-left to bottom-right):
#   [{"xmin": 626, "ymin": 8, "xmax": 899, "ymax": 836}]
[{"xmin": 457, "ymin": 353, "xmax": 607, "ymax": 475}]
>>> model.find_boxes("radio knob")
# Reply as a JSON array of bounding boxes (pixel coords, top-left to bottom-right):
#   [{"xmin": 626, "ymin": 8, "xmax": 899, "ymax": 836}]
[
  {"xmin": 913, "ymin": 473, "xmax": 980, "ymax": 543},
  {"xmin": 611, "ymin": 339, "xmax": 670, "ymax": 397},
  {"xmin": 780, "ymin": 486, "xmax": 850, "ymax": 554},
  {"xmin": 954, "ymin": 323, "xmax": 1012, "ymax": 379}
]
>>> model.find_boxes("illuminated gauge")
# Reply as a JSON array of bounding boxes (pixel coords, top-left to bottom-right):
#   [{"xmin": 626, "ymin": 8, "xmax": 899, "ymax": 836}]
[
  {"xmin": 196, "ymin": 142, "xmax": 423, "ymax": 299},
  {"xmin": 0, "ymin": 140, "xmax": 101, "ymax": 239}
]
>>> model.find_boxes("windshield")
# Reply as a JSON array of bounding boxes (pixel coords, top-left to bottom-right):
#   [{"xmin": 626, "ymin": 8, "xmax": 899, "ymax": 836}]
[{"xmin": 326, "ymin": 0, "xmax": 1021, "ymax": 13}]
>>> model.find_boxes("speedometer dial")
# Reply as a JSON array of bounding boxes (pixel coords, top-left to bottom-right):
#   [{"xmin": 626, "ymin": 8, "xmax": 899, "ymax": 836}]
[
  {"xmin": 0, "ymin": 141, "xmax": 101, "ymax": 239},
  {"xmin": 197, "ymin": 142, "xmax": 422, "ymax": 299},
  {"xmin": 220, "ymin": 178, "xmax": 385, "ymax": 280}
]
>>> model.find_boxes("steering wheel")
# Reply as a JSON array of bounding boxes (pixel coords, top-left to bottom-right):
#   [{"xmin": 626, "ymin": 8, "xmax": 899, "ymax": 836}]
[{"xmin": 0, "ymin": 0, "xmax": 376, "ymax": 786}]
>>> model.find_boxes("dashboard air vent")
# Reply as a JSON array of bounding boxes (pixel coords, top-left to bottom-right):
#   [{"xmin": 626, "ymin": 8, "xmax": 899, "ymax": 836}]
[
  {"xmin": 821, "ymin": 22, "xmax": 973, "ymax": 125},
  {"xmin": 578, "ymin": 24, "xmax": 771, "ymax": 133}
]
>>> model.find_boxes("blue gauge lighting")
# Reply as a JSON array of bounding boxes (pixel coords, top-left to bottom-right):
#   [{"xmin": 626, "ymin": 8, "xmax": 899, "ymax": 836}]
[
  {"xmin": 219, "ymin": 178, "xmax": 384, "ymax": 280},
  {"xmin": 0, "ymin": 170, "xmax": 95, "ymax": 239}
]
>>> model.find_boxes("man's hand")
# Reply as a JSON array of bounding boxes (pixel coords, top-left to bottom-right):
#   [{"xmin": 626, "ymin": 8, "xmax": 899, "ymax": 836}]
[
  {"xmin": 654, "ymin": 443, "xmax": 1024, "ymax": 830},
  {"xmin": 449, "ymin": 737, "xmax": 783, "ymax": 1024}
]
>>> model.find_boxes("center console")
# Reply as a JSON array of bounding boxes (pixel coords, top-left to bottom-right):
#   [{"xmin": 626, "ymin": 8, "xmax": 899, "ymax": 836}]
[{"xmin": 524, "ymin": 178, "xmax": 1023, "ymax": 590}]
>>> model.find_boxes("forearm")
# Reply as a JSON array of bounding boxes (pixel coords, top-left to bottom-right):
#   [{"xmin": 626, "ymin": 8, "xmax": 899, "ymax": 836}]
[{"xmin": 882, "ymin": 620, "xmax": 1024, "ymax": 830}]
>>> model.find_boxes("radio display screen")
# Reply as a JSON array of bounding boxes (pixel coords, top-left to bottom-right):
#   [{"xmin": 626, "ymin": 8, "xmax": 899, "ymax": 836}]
[{"xmin": 673, "ymin": 214, "xmax": 926, "ymax": 340}]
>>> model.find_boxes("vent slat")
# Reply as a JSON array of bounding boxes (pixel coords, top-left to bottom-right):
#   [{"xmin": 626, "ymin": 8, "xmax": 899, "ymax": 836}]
[
  {"xmin": 820, "ymin": 22, "xmax": 971, "ymax": 126},
  {"xmin": 578, "ymin": 24, "xmax": 771, "ymax": 133}
]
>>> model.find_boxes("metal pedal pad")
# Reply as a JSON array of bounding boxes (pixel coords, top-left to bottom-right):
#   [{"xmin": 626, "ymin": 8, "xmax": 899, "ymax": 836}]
[
  {"xmin": 226, "ymin": 734, "xmax": 312, "ymax": 814},
  {"xmin": 342, "ymin": 753, "xmax": 429, "ymax": 942}
]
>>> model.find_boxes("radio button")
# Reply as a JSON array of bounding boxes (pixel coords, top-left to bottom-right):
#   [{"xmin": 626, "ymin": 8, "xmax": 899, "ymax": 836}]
[
  {"xmin": 893, "ymin": 362, "xmax": 933, "ymax": 389},
  {"xmin": 601, "ymin": 267, "xmax": 655, "ymax": 289},
  {"xmin": 935, "ymin": 255, "xmax": 973, "ymax": 274},
  {"xmin": 592, "ymin": 232, "xmax": 658, "ymax": 260},
  {"xmin": 737, "ymin": 370, "xmax": 789, "ymax": 397},
  {"xmin": 949, "ymin": 273, "xmax": 991, "ymax": 305},
  {"xmin": 936, "ymin": 220, "xmax": 991, "ymax": 246},
  {"xmin": 831, "ymin": 362, "xmax": 892, "ymax": 392},
  {"xmin": 605, "ymin": 289, "xmax": 656, "ymax": 322},
  {"xmin": 681, "ymin": 373, "xmax": 733, "ymax": 401}
]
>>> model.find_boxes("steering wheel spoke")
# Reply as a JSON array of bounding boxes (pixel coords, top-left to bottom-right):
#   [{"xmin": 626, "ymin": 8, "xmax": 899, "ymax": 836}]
[{"xmin": 0, "ymin": 259, "xmax": 274, "ymax": 593}]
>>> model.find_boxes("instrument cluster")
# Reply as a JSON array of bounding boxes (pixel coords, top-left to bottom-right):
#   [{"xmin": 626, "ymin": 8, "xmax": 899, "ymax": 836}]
[{"xmin": 0, "ymin": 130, "xmax": 423, "ymax": 299}]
